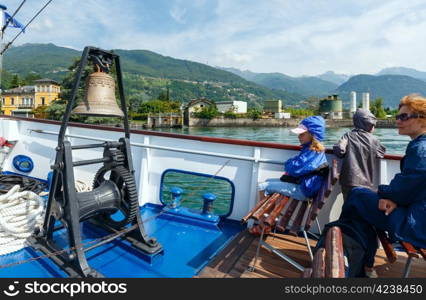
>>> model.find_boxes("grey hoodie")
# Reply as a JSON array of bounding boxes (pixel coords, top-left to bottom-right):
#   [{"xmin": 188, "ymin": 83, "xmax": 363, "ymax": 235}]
[{"xmin": 333, "ymin": 109, "xmax": 386, "ymax": 190}]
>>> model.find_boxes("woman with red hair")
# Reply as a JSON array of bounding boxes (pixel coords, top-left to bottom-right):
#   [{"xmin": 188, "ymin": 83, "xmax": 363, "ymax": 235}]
[{"xmin": 319, "ymin": 94, "xmax": 426, "ymax": 277}]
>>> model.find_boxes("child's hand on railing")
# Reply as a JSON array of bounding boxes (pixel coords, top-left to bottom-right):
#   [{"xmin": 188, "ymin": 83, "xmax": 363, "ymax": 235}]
[{"xmin": 378, "ymin": 199, "xmax": 397, "ymax": 216}]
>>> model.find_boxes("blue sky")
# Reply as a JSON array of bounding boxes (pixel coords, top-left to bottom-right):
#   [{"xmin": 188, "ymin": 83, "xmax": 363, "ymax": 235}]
[{"xmin": 1, "ymin": 0, "xmax": 426, "ymax": 76}]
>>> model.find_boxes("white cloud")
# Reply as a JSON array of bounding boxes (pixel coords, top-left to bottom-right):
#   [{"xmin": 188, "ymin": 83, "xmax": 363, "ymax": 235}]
[
  {"xmin": 170, "ymin": 5, "xmax": 187, "ymax": 24},
  {"xmin": 2, "ymin": 0, "xmax": 426, "ymax": 76}
]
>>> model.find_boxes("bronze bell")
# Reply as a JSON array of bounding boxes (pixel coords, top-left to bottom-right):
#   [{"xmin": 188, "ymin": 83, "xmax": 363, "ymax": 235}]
[{"xmin": 72, "ymin": 68, "xmax": 124, "ymax": 117}]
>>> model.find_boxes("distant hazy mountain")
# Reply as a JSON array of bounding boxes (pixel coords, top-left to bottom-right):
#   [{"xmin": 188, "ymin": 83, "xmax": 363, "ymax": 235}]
[
  {"xmin": 335, "ymin": 74, "xmax": 426, "ymax": 108},
  {"xmin": 316, "ymin": 71, "xmax": 350, "ymax": 85},
  {"xmin": 2, "ymin": 43, "xmax": 304, "ymax": 107},
  {"xmin": 221, "ymin": 67, "xmax": 338, "ymax": 97},
  {"xmin": 377, "ymin": 67, "xmax": 426, "ymax": 82}
]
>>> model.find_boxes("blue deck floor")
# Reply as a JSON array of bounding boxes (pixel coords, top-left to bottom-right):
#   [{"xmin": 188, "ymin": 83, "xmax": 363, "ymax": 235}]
[{"xmin": 0, "ymin": 204, "xmax": 243, "ymax": 278}]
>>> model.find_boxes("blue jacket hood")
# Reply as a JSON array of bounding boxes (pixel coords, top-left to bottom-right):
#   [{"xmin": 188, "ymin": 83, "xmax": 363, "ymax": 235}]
[{"xmin": 300, "ymin": 116, "xmax": 326, "ymax": 141}]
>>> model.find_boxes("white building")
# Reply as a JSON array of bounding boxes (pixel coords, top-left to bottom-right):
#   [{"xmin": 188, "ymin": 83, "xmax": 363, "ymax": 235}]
[
  {"xmin": 350, "ymin": 91, "xmax": 357, "ymax": 116},
  {"xmin": 274, "ymin": 112, "xmax": 291, "ymax": 119},
  {"xmin": 362, "ymin": 92, "xmax": 370, "ymax": 111},
  {"xmin": 216, "ymin": 101, "xmax": 247, "ymax": 114}
]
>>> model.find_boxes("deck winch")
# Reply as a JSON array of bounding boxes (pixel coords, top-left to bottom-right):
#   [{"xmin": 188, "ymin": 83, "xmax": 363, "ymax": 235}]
[{"xmin": 30, "ymin": 47, "xmax": 163, "ymax": 278}]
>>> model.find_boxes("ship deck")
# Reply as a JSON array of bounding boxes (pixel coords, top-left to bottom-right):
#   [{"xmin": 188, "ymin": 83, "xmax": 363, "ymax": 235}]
[{"xmin": 197, "ymin": 230, "xmax": 426, "ymax": 278}]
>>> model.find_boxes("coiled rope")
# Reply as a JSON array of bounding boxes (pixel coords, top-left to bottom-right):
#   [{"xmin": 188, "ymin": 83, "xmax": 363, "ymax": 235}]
[
  {"xmin": 0, "ymin": 179, "xmax": 91, "ymax": 256},
  {"xmin": 0, "ymin": 185, "xmax": 45, "ymax": 255}
]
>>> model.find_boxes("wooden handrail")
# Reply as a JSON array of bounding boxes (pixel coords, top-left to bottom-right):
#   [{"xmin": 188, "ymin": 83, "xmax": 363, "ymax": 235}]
[
  {"xmin": 400, "ymin": 241, "xmax": 420, "ymax": 258},
  {"xmin": 377, "ymin": 231, "xmax": 397, "ymax": 263},
  {"xmin": 251, "ymin": 193, "xmax": 280, "ymax": 221},
  {"xmin": 241, "ymin": 194, "xmax": 271, "ymax": 224},
  {"xmin": 325, "ymin": 226, "xmax": 345, "ymax": 278},
  {"xmin": 264, "ymin": 196, "xmax": 289, "ymax": 226}
]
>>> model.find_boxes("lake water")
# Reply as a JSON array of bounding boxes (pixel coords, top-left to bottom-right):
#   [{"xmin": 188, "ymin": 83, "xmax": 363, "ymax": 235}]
[{"xmin": 150, "ymin": 127, "xmax": 409, "ymax": 155}]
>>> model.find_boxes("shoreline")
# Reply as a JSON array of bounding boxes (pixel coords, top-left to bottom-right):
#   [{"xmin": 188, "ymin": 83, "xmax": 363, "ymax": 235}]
[{"xmin": 187, "ymin": 117, "xmax": 396, "ymax": 128}]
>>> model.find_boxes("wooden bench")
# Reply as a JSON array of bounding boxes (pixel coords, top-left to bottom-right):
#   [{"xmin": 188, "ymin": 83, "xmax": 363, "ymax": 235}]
[
  {"xmin": 303, "ymin": 226, "xmax": 345, "ymax": 278},
  {"xmin": 242, "ymin": 159, "xmax": 339, "ymax": 272},
  {"xmin": 378, "ymin": 230, "xmax": 426, "ymax": 277}
]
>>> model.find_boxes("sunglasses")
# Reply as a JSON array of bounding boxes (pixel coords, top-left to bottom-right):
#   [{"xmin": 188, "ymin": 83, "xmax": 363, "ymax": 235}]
[{"xmin": 395, "ymin": 113, "xmax": 425, "ymax": 121}]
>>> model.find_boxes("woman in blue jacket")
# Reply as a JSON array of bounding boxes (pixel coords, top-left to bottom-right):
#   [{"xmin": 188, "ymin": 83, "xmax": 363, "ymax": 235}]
[
  {"xmin": 338, "ymin": 94, "xmax": 426, "ymax": 276},
  {"xmin": 258, "ymin": 115, "xmax": 328, "ymax": 202}
]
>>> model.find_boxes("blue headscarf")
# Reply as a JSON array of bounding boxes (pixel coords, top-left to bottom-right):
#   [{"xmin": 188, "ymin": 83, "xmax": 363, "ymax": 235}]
[{"xmin": 300, "ymin": 116, "xmax": 325, "ymax": 141}]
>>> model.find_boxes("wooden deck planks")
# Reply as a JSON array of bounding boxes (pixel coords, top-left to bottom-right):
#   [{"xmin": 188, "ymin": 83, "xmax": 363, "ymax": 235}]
[
  {"xmin": 196, "ymin": 229, "xmax": 256, "ymax": 278},
  {"xmin": 197, "ymin": 231, "xmax": 426, "ymax": 278}
]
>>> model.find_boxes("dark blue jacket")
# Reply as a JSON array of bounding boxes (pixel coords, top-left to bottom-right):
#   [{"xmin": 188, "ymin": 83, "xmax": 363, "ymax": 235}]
[
  {"xmin": 284, "ymin": 143, "xmax": 328, "ymax": 198},
  {"xmin": 377, "ymin": 133, "xmax": 426, "ymax": 248}
]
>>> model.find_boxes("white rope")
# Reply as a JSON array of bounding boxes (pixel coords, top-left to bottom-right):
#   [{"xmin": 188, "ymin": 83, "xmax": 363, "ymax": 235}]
[
  {"xmin": 0, "ymin": 185, "xmax": 46, "ymax": 255},
  {"xmin": 75, "ymin": 180, "xmax": 92, "ymax": 192}
]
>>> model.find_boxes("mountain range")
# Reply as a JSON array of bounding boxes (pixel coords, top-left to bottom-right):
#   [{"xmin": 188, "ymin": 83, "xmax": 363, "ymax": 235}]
[
  {"xmin": 2, "ymin": 43, "xmax": 302, "ymax": 108},
  {"xmin": 222, "ymin": 67, "xmax": 426, "ymax": 108},
  {"xmin": 2, "ymin": 43, "xmax": 426, "ymax": 108},
  {"xmin": 335, "ymin": 74, "xmax": 426, "ymax": 108},
  {"xmin": 220, "ymin": 67, "xmax": 338, "ymax": 97}
]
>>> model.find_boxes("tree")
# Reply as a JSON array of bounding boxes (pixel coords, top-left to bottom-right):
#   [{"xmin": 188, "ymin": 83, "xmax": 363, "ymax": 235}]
[
  {"xmin": 59, "ymin": 58, "xmax": 92, "ymax": 104},
  {"xmin": 247, "ymin": 108, "xmax": 262, "ymax": 120},
  {"xmin": 304, "ymin": 96, "xmax": 321, "ymax": 114},
  {"xmin": 23, "ymin": 73, "xmax": 42, "ymax": 85},
  {"xmin": 32, "ymin": 105, "xmax": 48, "ymax": 119},
  {"xmin": 370, "ymin": 97, "xmax": 386, "ymax": 119},
  {"xmin": 224, "ymin": 109, "xmax": 237, "ymax": 119},
  {"xmin": 158, "ymin": 86, "xmax": 170, "ymax": 101},
  {"xmin": 10, "ymin": 74, "xmax": 22, "ymax": 88},
  {"xmin": 284, "ymin": 107, "xmax": 315, "ymax": 118},
  {"xmin": 193, "ymin": 105, "xmax": 219, "ymax": 119},
  {"xmin": 45, "ymin": 100, "xmax": 67, "ymax": 120},
  {"xmin": 138, "ymin": 99, "xmax": 180, "ymax": 114}
]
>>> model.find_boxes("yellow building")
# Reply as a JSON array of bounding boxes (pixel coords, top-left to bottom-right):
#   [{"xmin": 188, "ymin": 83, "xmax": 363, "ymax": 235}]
[{"xmin": 1, "ymin": 78, "xmax": 60, "ymax": 116}]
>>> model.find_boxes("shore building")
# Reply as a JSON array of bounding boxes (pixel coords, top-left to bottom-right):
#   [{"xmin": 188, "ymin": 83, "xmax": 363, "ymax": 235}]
[
  {"xmin": 350, "ymin": 91, "xmax": 357, "ymax": 117},
  {"xmin": 319, "ymin": 94, "xmax": 343, "ymax": 119},
  {"xmin": 216, "ymin": 100, "xmax": 247, "ymax": 114},
  {"xmin": 1, "ymin": 79, "xmax": 60, "ymax": 116},
  {"xmin": 147, "ymin": 112, "xmax": 183, "ymax": 128},
  {"xmin": 183, "ymin": 97, "xmax": 216, "ymax": 126},
  {"xmin": 362, "ymin": 92, "xmax": 370, "ymax": 111},
  {"xmin": 263, "ymin": 100, "xmax": 282, "ymax": 113}
]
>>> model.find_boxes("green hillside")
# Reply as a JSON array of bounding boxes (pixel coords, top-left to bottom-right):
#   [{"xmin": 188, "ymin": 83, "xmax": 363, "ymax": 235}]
[
  {"xmin": 335, "ymin": 74, "xmax": 426, "ymax": 108},
  {"xmin": 3, "ymin": 43, "xmax": 80, "ymax": 80},
  {"xmin": 1, "ymin": 43, "xmax": 303, "ymax": 107}
]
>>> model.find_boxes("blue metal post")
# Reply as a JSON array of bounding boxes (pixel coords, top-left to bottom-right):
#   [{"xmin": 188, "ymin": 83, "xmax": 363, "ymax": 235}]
[
  {"xmin": 202, "ymin": 193, "xmax": 216, "ymax": 215},
  {"xmin": 170, "ymin": 187, "xmax": 183, "ymax": 208}
]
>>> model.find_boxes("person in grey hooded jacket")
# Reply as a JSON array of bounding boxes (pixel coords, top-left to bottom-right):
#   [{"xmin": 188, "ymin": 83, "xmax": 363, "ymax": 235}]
[{"xmin": 333, "ymin": 109, "xmax": 386, "ymax": 201}]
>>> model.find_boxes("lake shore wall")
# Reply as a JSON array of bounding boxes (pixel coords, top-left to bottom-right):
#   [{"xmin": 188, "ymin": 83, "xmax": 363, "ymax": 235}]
[{"xmin": 189, "ymin": 117, "xmax": 396, "ymax": 128}]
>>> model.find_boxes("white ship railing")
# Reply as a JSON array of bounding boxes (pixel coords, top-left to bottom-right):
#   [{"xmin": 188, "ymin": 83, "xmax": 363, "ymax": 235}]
[{"xmin": 0, "ymin": 115, "xmax": 402, "ymax": 225}]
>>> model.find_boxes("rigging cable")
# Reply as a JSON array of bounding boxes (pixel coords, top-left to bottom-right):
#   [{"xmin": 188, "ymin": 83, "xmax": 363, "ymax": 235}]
[
  {"xmin": 1, "ymin": 0, "xmax": 53, "ymax": 55},
  {"xmin": 1, "ymin": 0, "xmax": 27, "ymax": 33}
]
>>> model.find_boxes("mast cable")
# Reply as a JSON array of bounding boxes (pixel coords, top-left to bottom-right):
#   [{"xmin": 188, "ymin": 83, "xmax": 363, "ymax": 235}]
[{"xmin": 1, "ymin": 0, "xmax": 53, "ymax": 55}]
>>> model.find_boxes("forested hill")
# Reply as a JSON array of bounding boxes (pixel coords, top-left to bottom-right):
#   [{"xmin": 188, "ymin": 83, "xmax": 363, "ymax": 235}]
[{"xmin": 2, "ymin": 43, "xmax": 303, "ymax": 107}]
